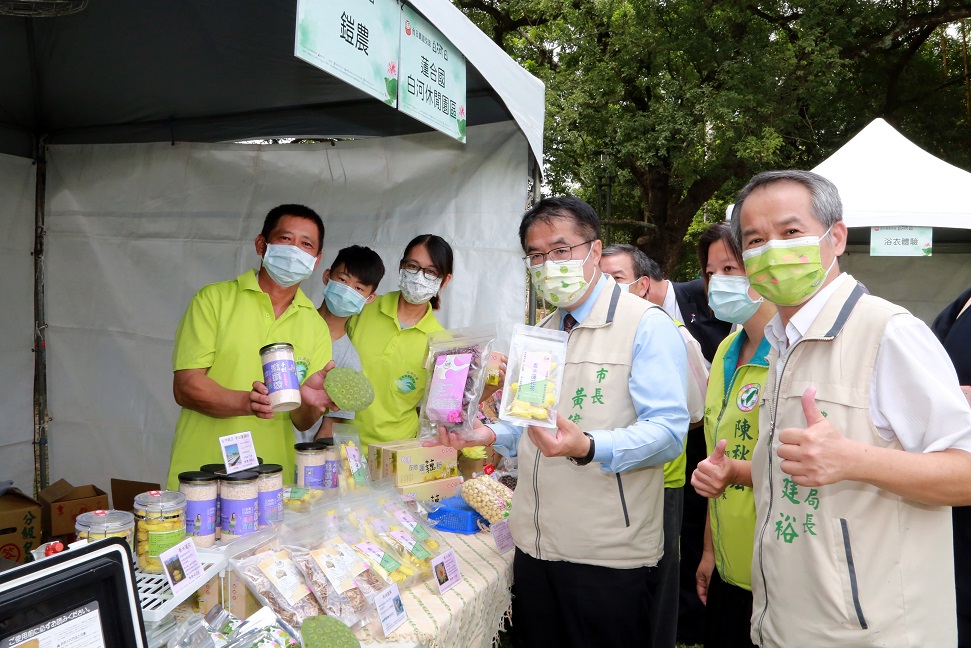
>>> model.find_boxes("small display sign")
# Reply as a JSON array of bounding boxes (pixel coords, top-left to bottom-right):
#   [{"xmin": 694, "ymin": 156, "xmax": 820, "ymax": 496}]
[{"xmin": 870, "ymin": 226, "xmax": 933, "ymax": 257}]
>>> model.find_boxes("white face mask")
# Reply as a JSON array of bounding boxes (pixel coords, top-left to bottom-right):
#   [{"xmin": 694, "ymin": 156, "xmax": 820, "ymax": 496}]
[
  {"xmin": 530, "ymin": 247, "xmax": 593, "ymax": 308},
  {"xmin": 399, "ymin": 268, "xmax": 442, "ymax": 305},
  {"xmin": 707, "ymin": 274, "xmax": 763, "ymax": 324}
]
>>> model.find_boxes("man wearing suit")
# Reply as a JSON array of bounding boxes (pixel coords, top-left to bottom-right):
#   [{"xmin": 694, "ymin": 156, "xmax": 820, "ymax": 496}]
[{"xmin": 636, "ymin": 255, "xmax": 731, "ymax": 645}]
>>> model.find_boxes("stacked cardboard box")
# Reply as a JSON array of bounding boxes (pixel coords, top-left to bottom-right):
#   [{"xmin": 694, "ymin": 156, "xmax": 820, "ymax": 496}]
[{"xmin": 367, "ymin": 440, "xmax": 463, "ymax": 503}]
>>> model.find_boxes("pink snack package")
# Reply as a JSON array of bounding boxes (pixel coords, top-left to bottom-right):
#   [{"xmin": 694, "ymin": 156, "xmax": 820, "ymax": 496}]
[{"xmin": 426, "ymin": 353, "xmax": 474, "ymax": 423}]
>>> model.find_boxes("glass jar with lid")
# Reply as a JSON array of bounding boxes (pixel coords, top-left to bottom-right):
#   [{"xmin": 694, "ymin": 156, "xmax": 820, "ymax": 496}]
[
  {"xmin": 75, "ymin": 509, "xmax": 135, "ymax": 553},
  {"xmin": 219, "ymin": 471, "xmax": 259, "ymax": 540},
  {"xmin": 179, "ymin": 471, "xmax": 219, "ymax": 548},
  {"xmin": 133, "ymin": 490, "xmax": 186, "ymax": 573},
  {"xmin": 252, "ymin": 463, "xmax": 284, "ymax": 527}
]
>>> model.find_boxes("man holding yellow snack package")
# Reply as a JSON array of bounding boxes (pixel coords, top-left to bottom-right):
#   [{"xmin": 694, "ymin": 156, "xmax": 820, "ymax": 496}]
[{"xmin": 431, "ymin": 196, "xmax": 690, "ymax": 648}]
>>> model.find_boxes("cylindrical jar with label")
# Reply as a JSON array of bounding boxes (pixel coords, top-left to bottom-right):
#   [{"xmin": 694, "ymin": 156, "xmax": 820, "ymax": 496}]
[
  {"xmin": 260, "ymin": 342, "xmax": 301, "ymax": 411},
  {"xmin": 199, "ymin": 463, "xmax": 227, "ymax": 540},
  {"xmin": 294, "ymin": 441, "xmax": 338, "ymax": 488},
  {"xmin": 75, "ymin": 509, "xmax": 135, "ymax": 553},
  {"xmin": 219, "ymin": 471, "xmax": 259, "ymax": 540},
  {"xmin": 253, "ymin": 463, "xmax": 284, "ymax": 527},
  {"xmin": 133, "ymin": 490, "xmax": 186, "ymax": 573},
  {"xmin": 179, "ymin": 471, "xmax": 219, "ymax": 548}
]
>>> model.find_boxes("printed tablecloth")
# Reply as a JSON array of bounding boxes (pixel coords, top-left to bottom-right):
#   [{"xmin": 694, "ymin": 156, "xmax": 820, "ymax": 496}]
[{"xmin": 359, "ymin": 530, "xmax": 514, "ymax": 648}]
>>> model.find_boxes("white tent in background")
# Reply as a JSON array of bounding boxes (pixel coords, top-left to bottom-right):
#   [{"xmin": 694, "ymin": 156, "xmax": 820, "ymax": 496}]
[
  {"xmin": 812, "ymin": 118, "xmax": 971, "ymax": 323},
  {"xmin": 727, "ymin": 118, "xmax": 971, "ymax": 323},
  {"xmin": 813, "ymin": 118, "xmax": 971, "ymax": 228}
]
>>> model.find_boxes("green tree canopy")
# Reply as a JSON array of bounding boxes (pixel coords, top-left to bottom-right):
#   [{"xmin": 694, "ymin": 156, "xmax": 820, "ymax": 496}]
[{"xmin": 456, "ymin": 0, "xmax": 971, "ymax": 277}]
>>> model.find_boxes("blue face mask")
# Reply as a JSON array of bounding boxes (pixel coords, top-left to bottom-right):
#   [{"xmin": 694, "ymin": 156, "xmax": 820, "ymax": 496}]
[
  {"xmin": 708, "ymin": 274, "xmax": 763, "ymax": 324},
  {"xmin": 262, "ymin": 243, "xmax": 317, "ymax": 288},
  {"xmin": 323, "ymin": 279, "xmax": 368, "ymax": 317}
]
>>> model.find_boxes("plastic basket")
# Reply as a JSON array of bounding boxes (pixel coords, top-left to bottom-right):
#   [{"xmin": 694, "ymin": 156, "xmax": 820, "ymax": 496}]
[{"xmin": 428, "ymin": 496, "xmax": 489, "ymax": 534}]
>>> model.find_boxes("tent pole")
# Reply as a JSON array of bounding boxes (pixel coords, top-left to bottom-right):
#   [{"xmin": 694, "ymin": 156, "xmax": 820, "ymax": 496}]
[
  {"xmin": 527, "ymin": 159, "xmax": 542, "ymax": 325},
  {"xmin": 32, "ymin": 140, "xmax": 50, "ymax": 497}
]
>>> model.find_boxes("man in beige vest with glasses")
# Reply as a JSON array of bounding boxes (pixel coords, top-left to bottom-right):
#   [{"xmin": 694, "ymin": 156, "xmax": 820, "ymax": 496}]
[{"xmin": 731, "ymin": 170, "xmax": 971, "ymax": 647}]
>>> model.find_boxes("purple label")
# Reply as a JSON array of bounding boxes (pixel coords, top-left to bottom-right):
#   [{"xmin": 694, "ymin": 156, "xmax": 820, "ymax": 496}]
[
  {"xmin": 262, "ymin": 359, "xmax": 299, "ymax": 393},
  {"xmin": 323, "ymin": 459, "xmax": 340, "ymax": 489},
  {"xmin": 303, "ymin": 464, "xmax": 325, "ymax": 488},
  {"xmin": 258, "ymin": 488, "xmax": 283, "ymax": 526},
  {"xmin": 221, "ymin": 497, "xmax": 258, "ymax": 535},
  {"xmin": 427, "ymin": 353, "xmax": 473, "ymax": 423},
  {"xmin": 185, "ymin": 499, "xmax": 217, "ymax": 537}
]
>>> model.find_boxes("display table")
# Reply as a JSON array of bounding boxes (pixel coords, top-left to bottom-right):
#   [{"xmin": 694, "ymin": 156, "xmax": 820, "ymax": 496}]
[{"xmin": 360, "ymin": 531, "xmax": 514, "ymax": 648}]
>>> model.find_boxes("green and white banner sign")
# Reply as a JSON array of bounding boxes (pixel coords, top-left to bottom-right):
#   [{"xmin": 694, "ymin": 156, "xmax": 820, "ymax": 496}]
[
  {"xmin": 870, "ymin": 226, "xmax": 933, "ymax": 257},
  {"xmin": 295, "ymin": 0, "xmax": 401, "ymax": 106},
  {"xmin": 397, "ymin": 5, "xmax": 466, "ymax": 142}
]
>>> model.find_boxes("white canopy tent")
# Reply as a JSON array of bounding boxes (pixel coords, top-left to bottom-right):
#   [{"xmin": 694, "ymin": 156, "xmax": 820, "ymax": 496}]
[
  {"xmin": 0, "ymin": 1, "xmax": 544, "ymax": 496},
  {"xmin": 727, "ymin": 118, "xmax": 971, "ymax": 322}
]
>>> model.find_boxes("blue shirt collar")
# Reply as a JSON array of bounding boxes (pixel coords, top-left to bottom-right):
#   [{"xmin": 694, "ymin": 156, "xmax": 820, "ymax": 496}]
[
  {"xmin": 562, "ymin": 272, "xmax": 607, "ymax": 329},
  {"xmin": 722, "ymin": 329, "xmax": 772, "ymax": 394}
]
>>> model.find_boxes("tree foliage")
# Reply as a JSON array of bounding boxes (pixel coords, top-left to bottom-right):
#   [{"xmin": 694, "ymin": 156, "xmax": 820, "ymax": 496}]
[{"xmin": 455, "ymin": 0, "xmax": 971, "ymax": 278}]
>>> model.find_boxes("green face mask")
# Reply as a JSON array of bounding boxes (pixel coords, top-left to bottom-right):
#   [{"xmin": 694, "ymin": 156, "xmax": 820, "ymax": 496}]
[
  {"xmin": 531, "ymin": 248, "xmax": 592, "ymax": 307},
  {"xmin": 742, "ymin": 226, "xmax": 835, "ymax": 306}
]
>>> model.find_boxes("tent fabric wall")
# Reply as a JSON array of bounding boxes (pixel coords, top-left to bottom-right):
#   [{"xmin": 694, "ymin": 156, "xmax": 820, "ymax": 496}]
[
  {"xmin": 841, "ymin": 247, "xmax": 971, "ymax": 324},
  {"xmin": 42, "ymin": 121, "xmax": 528, "ymax": 491},
  {"xmin": 0, "ymin": 153, "xmax": 36, "ymax": 493}
]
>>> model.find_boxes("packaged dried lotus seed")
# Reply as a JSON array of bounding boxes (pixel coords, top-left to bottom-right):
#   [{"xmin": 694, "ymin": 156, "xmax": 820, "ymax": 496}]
[
  {"xmin": 333, "ymin": 426, "xmax": 371, "ymax": 494},
  {"xmin": 498, "ymin": 323, "xmax": 569, "ymax": 429},
  {"xmin": 350, "ymin": 497, "xmax": 441, "ymax": 583},
  {"xmin": 461, "ymin": 474, "xmax": 514, "ymax": 524},
  {"xmin": 370, "ymin": 481, "xmax": 445, "ymax": 556},
  {"xmin": 418, "ymin": 324, "xmax": 497, "ymax": 440},
  {"xmin": 338, "ymin": 502, "xmax": 418, "ymax": 591}
]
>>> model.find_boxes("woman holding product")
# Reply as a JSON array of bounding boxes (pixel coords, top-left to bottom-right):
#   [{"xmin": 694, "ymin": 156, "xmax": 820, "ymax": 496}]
[
  {"xmin": 347, "ymin": 234, "xmax": 453, "ymax": 447},
  {"xmin": 690, "ymin": 222, "xmax": 776, "ymax": 648}
]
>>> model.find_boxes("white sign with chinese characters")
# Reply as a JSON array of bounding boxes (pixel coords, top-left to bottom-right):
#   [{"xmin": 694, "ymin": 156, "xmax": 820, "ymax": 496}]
[
  {"xmin": 398, "ymin": 5, "xmax": 467, "ymax": 142},
  {"xmin": 295, "ymin": 0, "xmax": 401, "ymax": 106},
  {"xmin": 869, "ymin": 226, "xmax": 933, "ymax": 257}
]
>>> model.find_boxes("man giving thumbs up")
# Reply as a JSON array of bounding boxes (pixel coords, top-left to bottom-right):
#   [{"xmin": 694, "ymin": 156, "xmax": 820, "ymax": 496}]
[{"xmin": 733, "ymin": 170, "xmax": 971, "ymax": 648}]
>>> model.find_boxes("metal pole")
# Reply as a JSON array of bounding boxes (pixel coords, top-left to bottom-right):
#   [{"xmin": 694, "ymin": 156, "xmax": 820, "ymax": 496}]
[{"xmin": 33, "ymin": 140, "xmax": 50, "ymax": 496}]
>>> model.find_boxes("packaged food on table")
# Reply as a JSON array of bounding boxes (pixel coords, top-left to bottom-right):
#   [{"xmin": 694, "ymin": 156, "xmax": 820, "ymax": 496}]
[
  {"xmin": 178, "ymin": 471, "xmax": 219, "ymax": 548},
  {"xmin": 498, "ymin": 323, "xmax": 568, "ymax": 428},
  {"xmin": 294, "ymin": 441, "xmax": 339, "ymax": 489},
  {"xmin": 75, "ymin": 509, "xmax": 135, "ymax": 553},
  {"xmin": 372, "ymin": 481, "xmax": 443, "ymax": 552},
  {"xmin": 230, "ymin": 532, "xmax": 324, "ymax": 636},
  {"xmin": 418, "ymin": 324, "xmax": 497, "ymax": 440},
  {"xmin": 345, "ymin": 496, "xmax": 441, "ymax": 582},
  {"xmin": 334, "ymin": 427, "xmax": 370, "ymax": 494},
  {"xmin": 339, "ymin": 500, "xmax": 416, "ymax": 589},
  {"xmin": 461, "ymin": 473, "xmax": 514, "ymax": 524},
  {"xmin": 133, "ymin": 490, "xmax": 186, "ymax": 573}
]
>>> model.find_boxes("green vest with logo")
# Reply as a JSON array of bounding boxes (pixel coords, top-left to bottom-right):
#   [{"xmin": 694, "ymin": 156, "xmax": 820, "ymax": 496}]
[{"xmin": 704, "ymin": 329, "xmax": 769, "ymax": 591}]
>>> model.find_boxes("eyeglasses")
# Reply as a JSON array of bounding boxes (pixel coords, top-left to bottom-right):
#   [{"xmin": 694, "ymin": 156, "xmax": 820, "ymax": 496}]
[
  {"xmin": 401, "ymin": 260, "xmax": 442, "ymax": 280},
  {"xmin": 522, "ymin": 240, "xmax": 595, "ymax": 268}
]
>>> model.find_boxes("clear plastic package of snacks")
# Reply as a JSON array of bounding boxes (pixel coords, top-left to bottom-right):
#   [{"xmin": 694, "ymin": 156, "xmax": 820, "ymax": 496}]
[
  {"xmin": 498, "ymin": 323, "xmax": 568, "ymax": 429},
  {"xmin": 461, "ymin": 473, "xmax": 514, "ymax": 524},
  {"xmin": 418, "ymin": 324, "xmax": 497, "ymax": 440},
  {"xmin": 334, "ymin": 426, "xmax": 371, "ymax": 495}
]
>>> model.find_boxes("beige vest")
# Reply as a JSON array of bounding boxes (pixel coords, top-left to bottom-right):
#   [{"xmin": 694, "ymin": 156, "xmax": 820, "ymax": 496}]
[
  {"xmin": 509, "ymin": 279, "xmax": 667, "ymax": 568},
  {"xmin": 750, "ymin": 276, "xmax": 955, "ymax": 647}
]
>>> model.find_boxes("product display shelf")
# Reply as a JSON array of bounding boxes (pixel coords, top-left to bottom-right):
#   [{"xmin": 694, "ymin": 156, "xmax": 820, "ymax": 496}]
[{"xmin": 136, "ymin": 550, "xmax": 227, "ymax": 624}]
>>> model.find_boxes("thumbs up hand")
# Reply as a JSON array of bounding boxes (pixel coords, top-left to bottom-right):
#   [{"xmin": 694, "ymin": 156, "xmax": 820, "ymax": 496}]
[
  {"xmin": 691, "ymin": 438, "xmax": 735, "ymax": 498},
  {"xmin": 777, "ymin": 386, "xmax": 854, "ymax": 487}
]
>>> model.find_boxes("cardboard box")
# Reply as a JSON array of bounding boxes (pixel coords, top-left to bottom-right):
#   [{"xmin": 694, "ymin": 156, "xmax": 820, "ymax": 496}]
[
  {"xmin": 110, "ymin": 478, "xmax": 161, "ymax": 513},
  {"xmin": 396, "ymin": 476, "xmax": 463, "ymax": 503},
  {"xmin": 458, "ymin": 447, "xmax": 499, "ymax": 480},
  {"xmin": 367, "ymin": 439, "xmax": 422, "ymax": 480},
  {"xmin": 38, "ymin": 479, "xmax": 110, "ymax": 538},
  {"xmin": 0, "ymin": 489, "xmax": 42, "ymax": 564},
  {"xmin": 389, "ymin": 442, "xmax": 459, "ymax": 486}
]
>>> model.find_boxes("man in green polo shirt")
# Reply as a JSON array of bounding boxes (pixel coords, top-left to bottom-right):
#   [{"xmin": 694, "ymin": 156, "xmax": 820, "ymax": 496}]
[{"xmin": 166, "ymin": 204, "xmax": 334, "ymax": 489}]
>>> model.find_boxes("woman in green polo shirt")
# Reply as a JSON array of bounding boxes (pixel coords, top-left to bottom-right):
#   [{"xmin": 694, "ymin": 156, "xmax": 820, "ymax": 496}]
[
  {"xmin": 691, "ymin": 222, "xmax": 776, "ymax": 648},
  {"xmin": 347, "ymin": 234, "xmax": 453, "ymax": 447}
]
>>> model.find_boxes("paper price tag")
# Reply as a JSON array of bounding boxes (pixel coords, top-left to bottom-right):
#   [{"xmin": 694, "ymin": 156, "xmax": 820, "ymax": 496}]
[
  {"xmin": 375, "ymin": 583, "xmax": 409, "ymax": 637},
  {"xmin": 491, "ymin": 519, "xmax": 515, "ymax": 554},
  {"xmin": 431, "ymin": 549, "xmax": 462, "ymax": 595},
  {"xmin": 158, "ymin": 538, "xmax": 204, "ymax": 597},
  {"xmin": 219, "ymin": 431, "xmax": 259, "ymax": 473}
]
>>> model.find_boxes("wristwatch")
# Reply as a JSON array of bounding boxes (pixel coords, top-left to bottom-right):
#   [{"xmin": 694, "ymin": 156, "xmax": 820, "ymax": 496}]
[{"xmin": 568, "ymin": 433, "xmax": 596, "ymax": 466}]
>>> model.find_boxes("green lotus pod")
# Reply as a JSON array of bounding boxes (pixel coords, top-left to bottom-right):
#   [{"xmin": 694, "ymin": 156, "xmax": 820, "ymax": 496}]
[
  {"xmin": 324, "ymin": 367, "xmax": 375, "ymax": 412},
  {"xmin": 301, "ymin": 615, "xmax": 361, "ymax": 648}
]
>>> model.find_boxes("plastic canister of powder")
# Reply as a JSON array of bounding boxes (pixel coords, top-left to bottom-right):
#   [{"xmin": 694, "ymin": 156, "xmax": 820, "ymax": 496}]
[
  {"xmin": 252, "ymin": 463, "xmax": 284, "ymax": 527},
  {"xmin": 179, "ymin": 471, "xmax": 219, "ymax": 548},
  {"xmin": 294, "ymin": 441, "xmax": 332, "ymax": 488},
  {"xmin": 219, "ymin": 471, "xmax": 259, "ymax": 540},
  {"xmin": 199, "ymin": 463, "xmax": 227, "ymax": 540},
  {"xmin": 259, "ymin": 342, "xmax": 301, "ymax": 411},
  {"xmin": 133, "ymin": 490, "xmax": 186, "ymax": 573}
]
